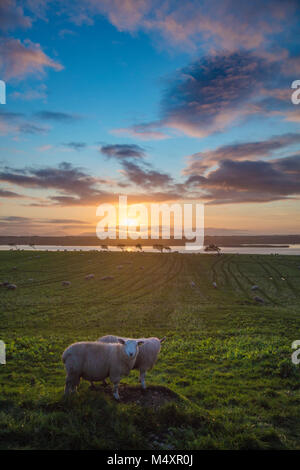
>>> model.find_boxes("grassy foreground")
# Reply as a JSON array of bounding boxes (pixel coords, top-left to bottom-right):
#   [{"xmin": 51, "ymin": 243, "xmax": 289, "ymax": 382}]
[{"xmin": 1, "ymin": 249, "xmax": 300, "ymax": 450}]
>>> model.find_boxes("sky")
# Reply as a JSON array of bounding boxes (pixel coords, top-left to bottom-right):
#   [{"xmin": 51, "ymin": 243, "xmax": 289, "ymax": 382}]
[{"xmin": 0, "ymin": 0, "xmax": 299, "ymax": 237}]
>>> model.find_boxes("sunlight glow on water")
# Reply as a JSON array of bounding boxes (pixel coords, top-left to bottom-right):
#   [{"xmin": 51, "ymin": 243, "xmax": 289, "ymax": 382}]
[{"xmin": 1, "ymin": 245, "xmax": 300, "ymax": 255}]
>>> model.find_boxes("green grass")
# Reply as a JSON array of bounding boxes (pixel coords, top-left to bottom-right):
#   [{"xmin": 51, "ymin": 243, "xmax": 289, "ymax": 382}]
[{"xmin": 1, "ymin": 250, "xmax": 300, "ymax": 450}]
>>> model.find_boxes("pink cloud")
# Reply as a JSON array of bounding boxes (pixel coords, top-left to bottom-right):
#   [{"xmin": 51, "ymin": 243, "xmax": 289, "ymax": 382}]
[{"xmin": 0, "ymin": 38, "xmax": 63, "ymax": 80}]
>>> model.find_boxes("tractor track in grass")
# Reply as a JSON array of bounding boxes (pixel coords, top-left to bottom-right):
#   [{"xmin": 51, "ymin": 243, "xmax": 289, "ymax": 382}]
[
  {"xmin": 262, "ymin": 260, "xmax": 300, "ymax": 299},
  {"xmin": 188, "ymin": 258, "xmax": 216, "ymax": 301},
  {"xmin": 105, "ymin": 254, "xmax": 184, "ymax": 304},
  {"xmin": 6, "ymin": 256, "xmax": 185, "ymax": 317},
  {"xmin": 225, "ymin": 259, "xmax": 252, "ymax": 299},
  {"xmin": 1, "ymin": 255, "xmax": 181, "ymax": 314},
  {"xmin": 233, "ymin": 259, "xmax": 276, "ymax": 304},
  {"xmin": 255, "ymin": 259, "xmax": 290, "ymax": 296},
  {"xmin": 94, "ymin": 255, "xmax": 167, "ymax": 299},
  {"xmin": 212, "ymin": 254, "xmax": 236, "ymax": 287}
]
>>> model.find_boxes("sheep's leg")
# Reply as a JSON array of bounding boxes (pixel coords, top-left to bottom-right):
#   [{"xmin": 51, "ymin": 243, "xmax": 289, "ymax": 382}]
[
  {"xmin": 112, "ymin": 382, "xmax": 120, "ymax": 400},
  {"xmin": 140, "ymin": 370, "xmax": 146, "ymax": 390},
  {"xmin": 89, "ymin": 381, "xmax": 97, "ymax": 390},
  {"xmin": 65, "ymin": 373, "xmax": 80, "ymax": 395}
]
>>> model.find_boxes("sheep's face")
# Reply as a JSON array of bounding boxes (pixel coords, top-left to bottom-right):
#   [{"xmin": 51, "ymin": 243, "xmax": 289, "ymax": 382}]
[{"xmin": 119, "ymin": 339, "xmax": 143, "ymax": 358}]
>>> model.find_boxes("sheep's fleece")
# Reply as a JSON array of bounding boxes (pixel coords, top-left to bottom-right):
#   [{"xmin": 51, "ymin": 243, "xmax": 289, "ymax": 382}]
[{"xmin": 62, "ymin": 340, "xmax": 142, "ymax": 399}]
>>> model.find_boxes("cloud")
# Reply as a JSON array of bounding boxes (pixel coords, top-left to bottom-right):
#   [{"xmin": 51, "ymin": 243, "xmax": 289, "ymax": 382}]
[
  {"xmin": 112, "ymin": 124, "xmax": 169, "ymax": 141},
  {"xmin": 3, "ymin": 0, "xmax": 298, "ymax": 54},
  {"xmin": 0, "ymin": 188, "xmax": 22, "ymax": 198},
  {"xmin": 160, "ymin": 52, "xmax": 280, "ymax": 138},
  {"xmin": 0, "ymin": 162, "xmax": 113, "ymax": 206},
  {"xmin": 120, "ymin": 160, "xmax": 173, "ymax": 188},
  {"xmin": 0, "ymin": 0, "xmax": 32, "ymax": 31},
  {"xmin": 184, "ymin": 133, "xmax": 300, "ymax": 175},
  {"xmin": 10, "ymin": 84, "xmax": 47, "ymax": 101},
  {"xmin": 64, "ymin": 0, "xmax": 299, "ymax": 52},
  {"xmin": 62, "ymin": 142, "xmax": 87, "ymax": 151},
  {"xmin": 34, "ymin": 110, "xmax": 79, "ymax": 121},
  {"xmin": 0, "ymin": 160, "xmax": 181, "ymax": 206},
  {"xmin": 186, "ymin": 157, "xmax": 300, "ymax": 204},
  {"xmin": 120, "ymin": 49, "xmax": 298, "ymax": 139},
  {"xmin": 0, "ymin": 37, "xmax": 63, "ymax": 80},
  {"xmin": 0, "ymin": 109, "xmax": 49, "ymax": 135},
  {"xmin": 0, "ymin": 216, "xmax": 90, "ymax": 224},
  {"xmin": 100, "ymin": 144, "xmax": 146, "ymax": 159}
]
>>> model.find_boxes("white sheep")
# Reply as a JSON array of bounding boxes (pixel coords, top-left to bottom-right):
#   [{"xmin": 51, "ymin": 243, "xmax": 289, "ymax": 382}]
[
  {"xmin": 212, "ymin": 281, "xmax": 217, "ymax": 288},
  {"xmin": 85, "ymin": 274, "xmax": 95, "ymax": 280},
  {"xmin": 62, "ymin": 339, "xmax": 143, "ymax": 400},
  {"xmin": 101, "ymin": 276, "xmax": 114, "ymax": 281},
  {"xmin": 97, "ymin": 335, "xmax": 166, "ymax": 390}
]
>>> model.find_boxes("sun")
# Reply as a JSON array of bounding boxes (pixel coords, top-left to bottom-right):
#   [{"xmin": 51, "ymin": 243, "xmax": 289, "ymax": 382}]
[{"xmin": 120, "ymin": 217, "xmax": 138, "ymax": 227}]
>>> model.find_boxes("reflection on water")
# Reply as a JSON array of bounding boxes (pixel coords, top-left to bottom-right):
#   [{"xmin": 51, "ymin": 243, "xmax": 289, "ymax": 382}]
[{"xmin": 1, "ymin": 244, "xmax": 300, "ymax": 255}]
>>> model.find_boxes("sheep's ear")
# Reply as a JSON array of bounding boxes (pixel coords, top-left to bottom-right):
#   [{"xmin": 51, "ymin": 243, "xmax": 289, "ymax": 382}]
[
  {"xmin": 118, "ymin": 338, "xmax": 125, "ymax": 345},
  {"xmin": 138, "ymin": 341, "xmax": 144, "ymax": 346},
  {"xmin": 160, "ymin": 336, "xmax": 166, "ymax": 343}
]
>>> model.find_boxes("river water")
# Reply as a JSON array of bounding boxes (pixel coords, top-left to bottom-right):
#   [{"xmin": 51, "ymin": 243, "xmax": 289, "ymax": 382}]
[{"xmin": 1, "ymin": 244, "xmax": 300, "ymax": 255}]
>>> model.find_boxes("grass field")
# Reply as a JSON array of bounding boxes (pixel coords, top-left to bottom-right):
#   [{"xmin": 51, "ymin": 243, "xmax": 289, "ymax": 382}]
[{"xmin": 1, "ymin": 249, "xmax": 300, "ymax": 450}]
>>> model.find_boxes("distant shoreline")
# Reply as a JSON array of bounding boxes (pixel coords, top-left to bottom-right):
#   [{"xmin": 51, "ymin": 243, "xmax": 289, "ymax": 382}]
[{"xmin": 0, "ymin": 235, "xmax": 299, "ymax": 247}]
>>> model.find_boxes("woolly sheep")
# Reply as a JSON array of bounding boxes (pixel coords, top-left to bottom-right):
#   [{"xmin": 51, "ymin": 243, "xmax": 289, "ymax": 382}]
[
  {"xmin": 212, "ymin": 281, "xmax": 217, "ymax": 288},
  {"xmin": 62, "ymin": 339, "xmax": 143, "ymax": 400},
  {"xmin": 62, "ymin": 281, "xmax": 71, "ymax": 287},
  {"xmin": 254, "ymin": 296, "xmax": 264, "ymax": 304},
  {"xmin": 85, "ymin": 274, "xmax": 95, "ymax": 280},
  {"xmin": 97, "ymin": 335, "xmax": 166, "ymax": 390},
  {"xmin": 251, "ymin": 285, "xmax": 259, "ymax": 291}
]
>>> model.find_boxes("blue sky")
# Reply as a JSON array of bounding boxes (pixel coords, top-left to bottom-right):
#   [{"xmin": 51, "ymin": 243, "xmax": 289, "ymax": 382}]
[{"xmin": 0, "ymin": 0, "xmax": 299, "ymax": 236}]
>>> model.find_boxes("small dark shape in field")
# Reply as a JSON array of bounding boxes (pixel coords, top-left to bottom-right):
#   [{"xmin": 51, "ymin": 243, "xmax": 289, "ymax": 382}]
[
  {"xmin": 251, "ymin": 285, "xmax": 259, "ymax": 291},
  {"xmin": 101, "ymin": 275, "xmax": 114, "ymax": 281},
  {"xmin": 62, "ymin": 281, "xmax": 71, "ymax": 287},
  {"xmin": 98, "ymin": 384, "xmax": 179, "ymax": 408},
  {"xmin": 7, "ymin": 283, "xmax": 17, "ymax": 290},
  {"xmin": 3, "ymin": 281, "xmax": 10, "ymax": 287},
  {"xmin": 190, "ymin": 281, "xmax": 196, "ymax": 287},
  {"xmin": 254, "ymin": 296, "xmax": 264, "ymax": 304}
]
